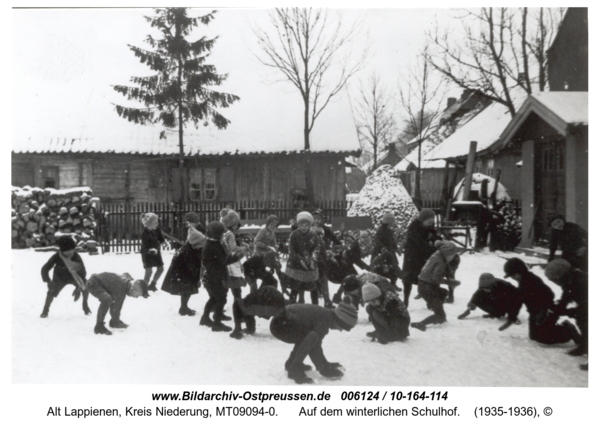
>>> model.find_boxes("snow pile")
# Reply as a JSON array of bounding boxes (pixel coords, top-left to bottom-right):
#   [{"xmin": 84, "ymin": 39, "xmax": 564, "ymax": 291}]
[
  {"xmin": 454, "ymin": 173, "xmax": 510, "ymax": 202},
  {"xmin": 348, "ymin": 165, "xmax": 418, "ymax": 242}
]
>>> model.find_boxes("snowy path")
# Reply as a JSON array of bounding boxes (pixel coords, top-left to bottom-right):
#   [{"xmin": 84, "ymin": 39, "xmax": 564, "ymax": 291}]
[{"xmin": 11, "ymin": 250, "xmax": 587, "ymax": 386}]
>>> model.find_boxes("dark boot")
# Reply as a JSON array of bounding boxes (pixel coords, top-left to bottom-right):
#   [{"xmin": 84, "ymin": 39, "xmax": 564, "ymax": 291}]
[
  {"xmin": 219, "ymin": 313, "xmax": 232, "ymax": 321},
  {"xmin": 319, "ymin": 364, "xmax": 344, "ymax": 378},
  {"xmin": 287, "ymin": 364, "xmax": 314, "ymax": 384},
  {"xmin": 109, "ymin": 319, "xmax": 129, "ymax": 329},
  {"xmin": 567, "ymin": 346, "xmax": 587, "ymax": 356},
  {"xmin": 285, "ymin": 359, "xmax": 312, "ymax": 372},
  {"xmin": 212, "ymin": 322, "xmax": 233, "ymax": 332},
  {"xmin": 148, "ymin": 281, "xmax": 158, "ymax": 292},
  {"xmin": 199, "ymin": 314, "xmax": 214, "ymax": 327},
  {"xmin": 94, "ymin": 322, "xmax": 112, "ymax": 335},
  {"xmin": 580, "ymin": 363, "xmax": 588, "ymax": 371},
  {"xmin": 179, "ymin": 307, "xmax": 196, "ymax": 316},
  {"xmin": 562, "ymin": 320, "xmax": 582, "ymax": 345},
  {"xmin": 411, "ymin": 322, "xmax": 427, "ymax": 332},
  {"xmin": 229, "ymin": 329, "xmax": 244, "ymax": 339}
]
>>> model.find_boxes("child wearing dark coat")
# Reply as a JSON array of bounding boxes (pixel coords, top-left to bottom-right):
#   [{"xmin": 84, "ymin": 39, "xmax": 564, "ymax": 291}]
[
  {"xmin": 547, "ymin": 214, "xmax": 587, "ymax": 272},
  {"xmin": 401, "ymin": 209, "xmax": 439, "ymax": 306},
  {"xmin": 544, "ymin": 259, "xmax": 588, "ymax": 356},
  {"xmin": 40, "ymin": 235, "xmax": 90, "ymax": 318},
  {"xmin": 270, "ymin": 300, "xmax": 358, "ymax": 384},
  {"xmin": 283, "ymin": 212, "xmax": 320, "ymax": 304},
  {"xmin": 161, "ymin": 227, "xmax": 205, "ymax": 316},
  {"xmin": 362, "ymin": 283, "xmax": 410, "ymax": 343},
  {"xmin": 230, "ymin": 286, "xmax": 286, "ymax": 339},
  {"xmin": 411, "ymin": 241, "xmax": 461, "ymax": 331},
  {"xmin": 200, "ymin": 221, "xmax": 245, "ymax": 332},
  {"xmin": 140, "ymin": 213, "xmax": 165, "ymax": 292},
  {"xmin": 243, "ymin": 251, "xmax": 282, "ymax": 292},
  {"xmin": 501, "ymin": 258, "xmax": 581, "ymax": 346},
  {"xmin": 457, "ymin": 273, "xmax": 522, "ymax": 327},
  {"xmin": 87, "ymin": 272, "xmax": 148, "ymax": 335}
]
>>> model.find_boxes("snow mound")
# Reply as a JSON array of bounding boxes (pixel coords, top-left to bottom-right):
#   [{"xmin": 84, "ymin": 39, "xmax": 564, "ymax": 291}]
[{"xmin": 348, "ymin": 165, "xmax": 418, "ymax": 241}]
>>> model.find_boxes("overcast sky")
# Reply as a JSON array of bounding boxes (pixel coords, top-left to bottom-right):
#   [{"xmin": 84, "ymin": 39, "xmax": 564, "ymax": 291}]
[{"xmin": 11, "ymin": 7, "xmax": 477, "ymax": 143}]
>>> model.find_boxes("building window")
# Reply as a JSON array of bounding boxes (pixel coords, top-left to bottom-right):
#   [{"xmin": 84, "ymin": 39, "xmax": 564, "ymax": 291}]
[
  {"xmin": 189, "ymin": 168, "xmax": 217, "ymax": 201},
  {"xmin": 41, "ymin": 166, "xmax": 59, "ymax": 189}
]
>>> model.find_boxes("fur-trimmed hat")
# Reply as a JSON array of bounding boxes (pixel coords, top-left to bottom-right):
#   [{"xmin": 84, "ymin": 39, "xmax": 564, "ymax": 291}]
[
  {"xmin": 478, "ymin": 273, "xmax": 496, "ymax": 289},
  {"xmin": 381, "ymin": 211, "xmax": 395, "ymax": 225},
  {"xmin": 57, "ymin": 235, "xmax": 76, "ymax": 252},
  {"xmin": 141, "ymin": 212, "xmax": 159, "ymax": 228},
  {"xmin": 361, "ymin": 283, "xmax": 382, "ymax": 302},
  {"xmin": 544, "ymin": 258, "xmax": 572, "ymax": 283},
  {"xmin": 417, "ymin": 208, "xmax": 436, "ymax": 222},
  {"xmin": 434, "ymin": 240, "xmax": 458, "ymax": 260},
  {"xmin": 206, "ymin": 221, "xmax": 226, "ymax": 240},
  {"xmin": 333, "ymin": 301, "xmax": 358, "ymax": 331},
  {"xmin": 503, "ymin": 257, "xmax": 529, "ymax": 278},
  {"xmin": 185, "ymin": 212, "xmax": 200, "ymax": 224},
  {"xmin": 221, "ymin": 210, "xmax": 240, "ymax": 229},
  {"xmin": 296, "ymin": 211, "xmax": 314, "ymax": 225}
]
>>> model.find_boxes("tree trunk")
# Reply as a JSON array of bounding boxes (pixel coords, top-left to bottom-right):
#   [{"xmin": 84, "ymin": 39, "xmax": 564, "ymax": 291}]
[
  {"xmin": 303, "ymin": 95, "xmax": 314, "ymax": 204},
  {"xmin": 177, "ymin": 23, "xmax": 186, "ymax": 206},
  {"xmin": 414, "ymin": 139, "xmax": 423, "ymax": 209}
]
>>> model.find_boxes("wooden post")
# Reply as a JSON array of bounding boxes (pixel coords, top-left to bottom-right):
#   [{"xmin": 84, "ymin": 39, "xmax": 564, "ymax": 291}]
[
  {"xmin": 445, "ymin": 163, "xmax": 459, "ymax": 221},
  {"xmin": 490, "ymin": 169, "xmax": 502, "ymax": 210},
  {"xmin": 462, "ymin": 141, "xmax": 478, "ymax": 201}
]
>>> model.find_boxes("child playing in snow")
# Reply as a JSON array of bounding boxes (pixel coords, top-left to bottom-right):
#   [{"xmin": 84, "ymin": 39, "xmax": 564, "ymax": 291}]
[
  {"xmin": 371, "ymin": 212, "xmax": 402, "ymax": 289},
  {"xmin": 501, "ymin": 258, "xmax": 581, "ymax": 346},
  {"xmin": 411, "ymin": 240, "xmax": 461, "ymax": 331},
  {"xmin": 311, "ymin": 224, "xmax": 333, "ymax": 307},
  {"xmin": 140, "ymin": 213, "xmax": 165, "ymax": 292},
  {"xmin": 544, "ymin": 259, "xmax": 588, "ymax": 356},
  {"xmin": 200, "ymin": 221, "xmax": 245, "ymax": 332},
  {"xmin": 161, "ymin": 226, "xmax": 205, "ymax": 316},
  {"xmin": 40, "ymin": 235, "xmax": 91, "ymax": 318},
  {"xmin": 338, "ymin": 272, "xmax": 397, "ymax": 309},
  {"xmin": 457, "ymin": 273, "xmax": 522, "ymax": 328},
  {"xmin": 362, "ymin": 283, "xmax": 410, "ymax": 344},
  {"xmin": 221, "ymin": 210, "xmax": 251, "ymax": 307},
  {"xmin": 86, "ymin": 272, "xmax": 148, "ymax": 335},
  {"xmin": 230, "ymin": 286, "xmax": 286, "ymax": 339},
  {"xmin": 284, "ymin": 212, "xmax": 321, "ymax": 304},
  {"xmin": 270, "ymin": 299, "xmax": 358, "ymax": 384}
]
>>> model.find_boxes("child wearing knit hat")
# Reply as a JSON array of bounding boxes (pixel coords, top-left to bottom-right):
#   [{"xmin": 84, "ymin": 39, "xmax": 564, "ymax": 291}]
[
  {"xmin": 411, "ymin": 240, "xmax": 461, "ymax": 331},
  {"xmin": 362, "ymin": 283, "xmax": 410, "ymax": 344},
  {"xmin": 457, "ymin": 273, "xmax": 522, "ymax": 328},
  {"xmin": 269, "ymin": 299, "xmax": 358, "ymax": 384},
  {"xmin": 140, "ymin": 213, "xmax": 165, "ymax": 292},
  {"xmin": 161, "ymin": 225, "xmax": 205, "ymax": 317},
  {"xmin": 40, "ymin": 235, "xmax": 90, "ymax": 318},
  {"xmin": 283, "ymin": 212, "xmax": 321, "ymax": 304}
]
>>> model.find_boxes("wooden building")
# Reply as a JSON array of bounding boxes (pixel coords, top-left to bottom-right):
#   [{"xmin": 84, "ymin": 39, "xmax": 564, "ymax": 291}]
[{"xmin": 12, "ymin": 143, "xmax": 357, "ymax": 204}]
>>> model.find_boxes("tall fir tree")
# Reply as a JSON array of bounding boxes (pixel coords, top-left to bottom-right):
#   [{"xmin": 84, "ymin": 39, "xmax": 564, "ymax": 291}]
[{"xmin": 113, "ymin": 8, "xmax": 239, "ymax": 203}]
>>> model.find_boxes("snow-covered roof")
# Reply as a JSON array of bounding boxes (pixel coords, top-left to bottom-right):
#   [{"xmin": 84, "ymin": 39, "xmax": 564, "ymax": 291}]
[
  {"xmin": 13, "ymin": 87, "xmax": 360, "ymax": 157},
  {"xmin": 494, "ymin": 91, "xmax": 588, "ymax": 152},
  {"xmin": 430, "ymin": 91, "xmax": 527, "ymax": 161}
]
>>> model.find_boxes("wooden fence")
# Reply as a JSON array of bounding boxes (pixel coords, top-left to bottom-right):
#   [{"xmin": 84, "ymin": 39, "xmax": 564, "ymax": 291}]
[{"xmin": 97, "ymin": 200, "xmax": 352, "ymax": 253}]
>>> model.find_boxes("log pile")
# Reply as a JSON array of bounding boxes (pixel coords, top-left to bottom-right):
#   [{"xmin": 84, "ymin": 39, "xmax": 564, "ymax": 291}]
[{"xmin": 11, "ymin": 186, "xmax": 100, "ymax": 252}]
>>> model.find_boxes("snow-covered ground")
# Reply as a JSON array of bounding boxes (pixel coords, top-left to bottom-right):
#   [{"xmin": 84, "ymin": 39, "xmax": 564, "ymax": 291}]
[{"xmin": 11, "ymin": 249, "xmax": 587, "ymax": 386}]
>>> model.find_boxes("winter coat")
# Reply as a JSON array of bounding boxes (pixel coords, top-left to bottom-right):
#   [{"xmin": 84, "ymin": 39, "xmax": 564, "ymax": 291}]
[
  {"xmin": 555, "ymin": 269, "xmax": 588, "ymax": 314},
  {"xmin": 371, "ymin": 224, "xmax": 398, "ymax": 264},
  {"xmin": 161, "ymin": 243, "xmax": 202, "ymax": 296},
  {"xmin": 87, "ymin": 272, "xmax": 129, "ymax": 301},
  {"xmin": 41, "ymin": 252, "xmax": 87, "ymax": 286},
  {"xmin": 141, "ymin": 227, "xmax": 165, "ymax": 268},
  {"xmin": 401, "ymin": 219, "xmax": 438, "ymax": 283},
  {"xmin": 282, "ymin": 303, "xmax": 337, "ymax": 340},
  {"xmin": 202, "ymin": 238, "xmax": 243, "ymax": 291},
  {"xmin": 285, "ymin": 229, "xmax": 320, "ymax": 282},
  {"xmin": 468, "ymin": 279, "xmax": 522, "ymax": 320},
  {"xmin": 243, "ymin": 254, "xmax": 279, "ymax": 288},
  {"xmin": 321, "ymin": 224, "xmax": 341, "ymax": 249},
  {"xmin": 371, "ymin": 251, "xmax": 402, "ymax": 284},
  {"xmin": 418, "ymin": 251, "xmax": 457, "ymax": 286},
  {"xmin": 343, "ymin": 238, "xmax": 371, "ymax": 271},
  {"xmin": 221, "ymin": 230, "xmax": 246, "ymax": 288},
  {"xmin": 253, "ymin": 226, "xmax": 278, "ymax": 256},
  {"xmin": 549, "ymin": 223, "xmax": 587, "ymax": 271},
  {"xmin": 518, "ymin": 271, "xmax": 555, "ymax": 317},
  {"xmin": 366, "ymin": 291, "xmax": 410, "ymax": 341}
]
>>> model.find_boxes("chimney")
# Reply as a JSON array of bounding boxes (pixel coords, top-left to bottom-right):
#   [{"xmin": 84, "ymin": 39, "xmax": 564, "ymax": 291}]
[{"xmin": 447, "ymin": 97, "xmax": 457, "ymax": 109}]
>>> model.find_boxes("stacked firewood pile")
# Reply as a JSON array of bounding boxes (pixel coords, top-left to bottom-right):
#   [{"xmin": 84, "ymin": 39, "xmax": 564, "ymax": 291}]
[{"xmin": 11, "ymin": 186, "xmax": 100, "ymax": 251}]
